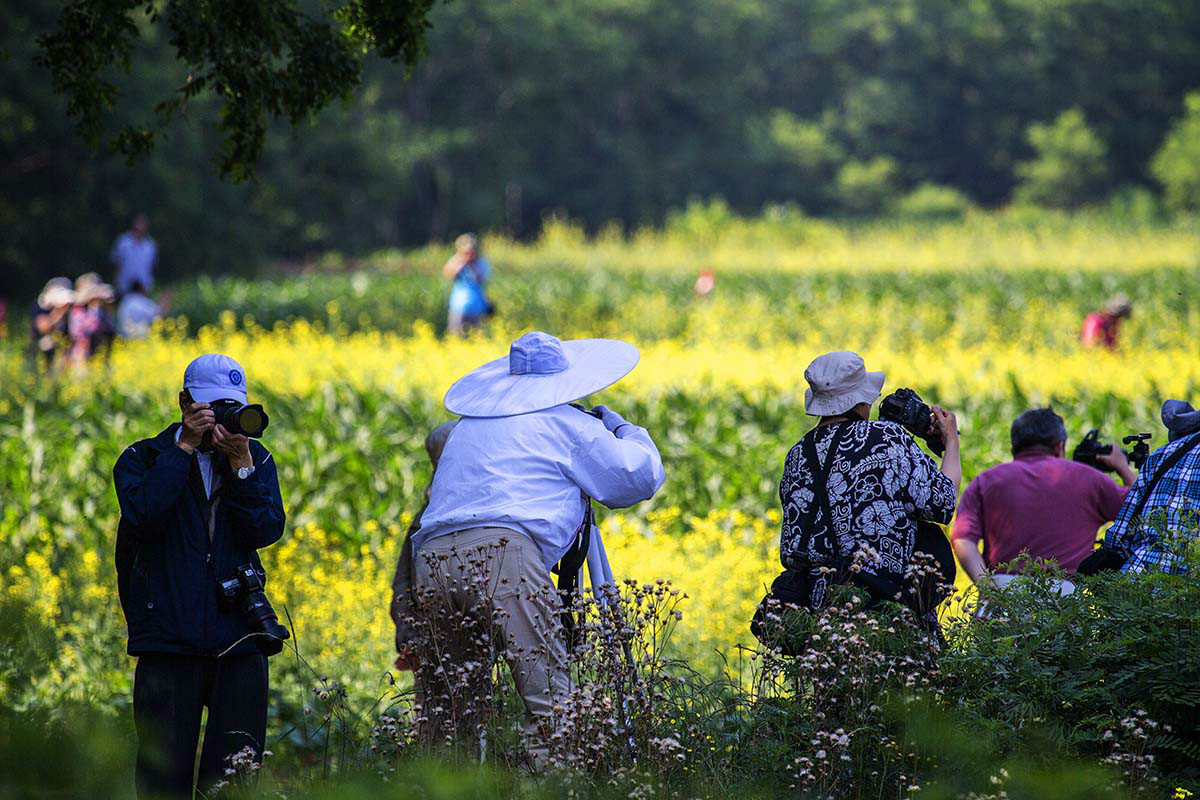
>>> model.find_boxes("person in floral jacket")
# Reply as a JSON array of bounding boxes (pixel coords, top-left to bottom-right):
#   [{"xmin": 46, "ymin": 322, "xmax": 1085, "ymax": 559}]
[{"xmin": 776, "ymin": 351, "xmax": 961, "ymax": 627}]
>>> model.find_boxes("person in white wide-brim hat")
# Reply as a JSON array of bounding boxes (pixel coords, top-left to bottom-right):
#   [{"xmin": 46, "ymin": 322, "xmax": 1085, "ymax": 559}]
[
  {"xmin": 411, "ymin": 331, "xmax": 665, "ymax": 766},
  {"xmin": 32, "ymin": 277, "xmax": 77, "ymax": 368}
]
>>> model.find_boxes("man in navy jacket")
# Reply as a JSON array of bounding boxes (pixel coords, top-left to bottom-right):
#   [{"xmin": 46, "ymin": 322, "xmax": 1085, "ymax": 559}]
[{"xmin": 113, "ymin": 353, "xmax": 285, "ymax": 798}]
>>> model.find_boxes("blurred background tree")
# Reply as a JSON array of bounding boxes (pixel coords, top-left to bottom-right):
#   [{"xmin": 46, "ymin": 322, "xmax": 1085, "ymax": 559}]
[
  {"xmin": 37, "ymin": 0, "xmax": 439, "ymax": 179},
  {"xmin": 1014, "ymin": 109, "xmax": 1109, "ymax": 209},
  {"xmin": 1151, "ymin": 91, "xmax": 1200, "ymax": 215},
  {"xmin": 4, "ymin": 0, "xmax": 1200, "ymax": 298}
]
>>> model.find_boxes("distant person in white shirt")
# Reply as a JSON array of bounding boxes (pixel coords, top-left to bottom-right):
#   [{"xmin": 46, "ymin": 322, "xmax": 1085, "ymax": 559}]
[
  {"xmin": 117, "ymin": 282, "xmax": 163, "ymax": 339},
  {"xmin": 412, "ymin": 331, "xmax": 665, "ymax": 767},
  {"xmin": 111, "ymin": 214, "xmax": 158, "ymax": 297}
]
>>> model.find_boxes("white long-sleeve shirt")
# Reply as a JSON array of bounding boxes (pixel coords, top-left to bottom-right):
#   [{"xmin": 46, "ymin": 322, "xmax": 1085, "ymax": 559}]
[{"xmin": 413, "ymin": 404, "xmax": 666, "ymax": 569}]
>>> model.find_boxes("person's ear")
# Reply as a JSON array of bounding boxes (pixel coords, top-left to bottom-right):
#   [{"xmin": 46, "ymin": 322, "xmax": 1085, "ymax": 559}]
[
  {"xmin": 179, "ymin": 391, "xmax": 189, "ymax": 415},
  {"xmin": 1055, "ymin": 440, "xmax": 1067, "ymax": 458}
]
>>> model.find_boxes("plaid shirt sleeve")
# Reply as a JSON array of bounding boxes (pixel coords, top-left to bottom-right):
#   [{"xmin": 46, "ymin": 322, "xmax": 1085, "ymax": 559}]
[
  {"xmin": 1105, "ymin": 457, "xmax": 1153, "ymax": 557},
  {"xmin": 1108, "ymin": 433, "xmax": 1200, "ymax": 575}
]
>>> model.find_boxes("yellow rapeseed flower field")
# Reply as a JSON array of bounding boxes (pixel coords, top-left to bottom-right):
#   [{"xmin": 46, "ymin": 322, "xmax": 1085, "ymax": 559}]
[
  {"xmin": 29, "ymin": 311, "xmax": 1199, "ymax": 409},
  {"xmin": 3, "ymin": 220, "xmax": 1199, "ymax": 711}
]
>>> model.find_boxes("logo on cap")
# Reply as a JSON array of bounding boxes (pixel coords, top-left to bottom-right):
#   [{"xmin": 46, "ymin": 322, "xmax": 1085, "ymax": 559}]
[{"xmin": 229, "ymin": 369, "xmax": 243, "ymax": 385}]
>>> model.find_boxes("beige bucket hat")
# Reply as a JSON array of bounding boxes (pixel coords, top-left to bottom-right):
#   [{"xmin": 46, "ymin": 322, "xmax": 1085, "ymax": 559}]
[{"xmin": 803, "ymin": 351, "xmax": 886, "ymax": 416}]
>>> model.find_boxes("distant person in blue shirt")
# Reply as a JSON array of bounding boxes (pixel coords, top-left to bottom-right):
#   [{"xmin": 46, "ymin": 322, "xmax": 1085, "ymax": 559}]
[
  {"xmin": 442, "ymin": 233, "xmax": 493, "ymax": 335},
  {"xmin": 117, "ymin": 282, "xmax": 165, "ymax": 340},
  {"xmin": 111, "ymin": 214, "xmax": 158, "ymax": 298}
]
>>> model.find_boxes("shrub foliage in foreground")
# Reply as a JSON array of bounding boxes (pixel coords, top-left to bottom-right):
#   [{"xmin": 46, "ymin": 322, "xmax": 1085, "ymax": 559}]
[
  {"xmin": 3, "ymin": 557, "xmax": 1197, "ymax": 798},
  {"xmin": 942, "ymin": 565, "xmax": 1200, "ymax": 780}
]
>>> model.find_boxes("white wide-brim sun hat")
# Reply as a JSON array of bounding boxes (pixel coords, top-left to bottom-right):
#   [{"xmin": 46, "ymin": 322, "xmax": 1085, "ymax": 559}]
[
  {"xmin": 38, "ymin": 277, "xmax": 76, "ymax": 309},
  {"xmin": 803, "ymin": 350, "xmax": 886, "ymax": 416},
  {"xmin": 444, "ymin": 331, "xmax": 640, "ymax": 418}
]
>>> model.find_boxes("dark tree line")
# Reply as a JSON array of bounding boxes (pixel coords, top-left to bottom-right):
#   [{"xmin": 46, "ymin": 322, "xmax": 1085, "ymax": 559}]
[{"xmin": 4, "ymin": 0, "xmax": 1200, "ymax": 297}]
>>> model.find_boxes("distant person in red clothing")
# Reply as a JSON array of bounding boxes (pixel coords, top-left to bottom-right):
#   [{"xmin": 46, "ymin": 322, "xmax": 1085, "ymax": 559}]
[
  {"xmin": 1080, "ymin": 294, "xmax": 1132, "ymax": 350},
  {"xmin": 951, "ymin": 408, "xmax": 1134, "ymax": 595}
]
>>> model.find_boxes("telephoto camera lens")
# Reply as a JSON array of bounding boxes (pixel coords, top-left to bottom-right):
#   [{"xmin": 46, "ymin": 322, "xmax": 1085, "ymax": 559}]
[
  {"xmin": 216, "ymin": 564, "xmax": 291, "ymax": 656},
  {"xmin": 208, "ymin": 399, "xmax": 270, "ymax": 438}
]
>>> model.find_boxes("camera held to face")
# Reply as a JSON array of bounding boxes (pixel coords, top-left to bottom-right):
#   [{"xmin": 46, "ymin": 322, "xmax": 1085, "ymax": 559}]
[
  {"xmin": 1073, "ymin": 429, "xmax": 1151, "ymax": 472},
  {"xmin": 216, "ymin": 563, "xmax": 290, "ymax": 656},
  {"xmin": 879, "ymin": 387, "xmax": 946, "ymax": 456},
  {"xmin": 209, "ymin": 399, "xmax": 270, "ymax": 438}
]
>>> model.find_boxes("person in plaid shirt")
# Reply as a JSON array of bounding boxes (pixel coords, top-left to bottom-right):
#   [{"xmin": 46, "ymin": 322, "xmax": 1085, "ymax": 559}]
[{"xmin": 1105, "ymin": 400, "xmax": 1200, "ymax": 575}]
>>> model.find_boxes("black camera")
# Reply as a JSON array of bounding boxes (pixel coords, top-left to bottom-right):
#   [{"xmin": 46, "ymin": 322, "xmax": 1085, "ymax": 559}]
[
  {"xmin": 1073, "ymin": 430, "xmax": 1151, "ymax": 472},
  {"xmin": 217, "ymin": 563, "xmax": 290, "ymax": 656},
  {"xmin": 879, "ymin": 387, "xmax": 945, "ymax": 456},
  {"xmin": 209, "ymin": 399, "xmax": 270, "ymax": 438}
]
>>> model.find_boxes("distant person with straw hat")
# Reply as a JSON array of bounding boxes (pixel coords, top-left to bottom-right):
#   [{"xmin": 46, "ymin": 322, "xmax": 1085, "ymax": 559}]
[
  {"xmin": 411, "ymin": 331, "xmax": 665, "ymax": 766},
  {"xmin": 1081, "ymin": 294, "xmax": 1132, "ymax": 350},
  {"xmin": 30, "ymin": 277, "xmax": 76, "ymax": 370},
  {"xmin": 69, "ymin": 272, "xmax": 116, "ymax": 364}
]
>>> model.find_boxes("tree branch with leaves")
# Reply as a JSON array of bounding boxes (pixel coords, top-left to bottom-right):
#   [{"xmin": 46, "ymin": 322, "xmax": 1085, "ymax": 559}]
[{"xmin": 37, "ymin": 0, "xmax": 438, "ymax": 180}]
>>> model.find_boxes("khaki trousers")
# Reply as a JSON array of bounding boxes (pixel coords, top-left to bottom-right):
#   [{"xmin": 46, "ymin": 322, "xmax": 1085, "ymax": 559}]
[{"xmin": 413, "ymin": 527, "xmax": 569, "ymax": 757}]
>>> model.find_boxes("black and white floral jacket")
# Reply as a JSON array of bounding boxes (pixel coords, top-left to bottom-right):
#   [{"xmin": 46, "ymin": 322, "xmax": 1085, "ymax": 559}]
[{"xmin": 778, "ymin": 419, "xmax": 956, "ymax": 589}]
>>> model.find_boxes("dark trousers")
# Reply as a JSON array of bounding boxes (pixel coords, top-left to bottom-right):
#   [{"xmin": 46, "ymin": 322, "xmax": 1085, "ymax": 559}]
[{"xmin": 133, "ymin": 653, "xmax": 268, "ymax": 799}]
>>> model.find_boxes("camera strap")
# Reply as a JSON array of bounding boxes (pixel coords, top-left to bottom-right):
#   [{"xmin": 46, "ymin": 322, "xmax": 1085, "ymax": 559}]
[
  {"xmin": 800, "ymin": 422, "xmax": 852, "ymax": 556},
  {"xmin": 751, "ymin": 422, "xmax": 855, "ymax": 649},
  {"xmin": 554, "ymin": 497, "xmax": 593, "ymax": 649}
]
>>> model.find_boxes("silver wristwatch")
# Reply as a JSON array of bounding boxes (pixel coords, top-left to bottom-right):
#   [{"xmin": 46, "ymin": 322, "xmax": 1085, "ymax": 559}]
[{"xmin": 236, "ymin": 465, "xmax": 256, "ymax": 480}]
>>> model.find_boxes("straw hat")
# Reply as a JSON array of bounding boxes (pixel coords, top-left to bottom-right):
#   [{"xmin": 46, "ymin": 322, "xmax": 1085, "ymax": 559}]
[
  {"xmin": 38, "ymin": 277, "xmax": 76, "ymax": 309},
  {"xmin": 803, "ymin": 351, "xmax": 886, "ymax": 417},
  {"xmin": 455, "ymin": 233, "xmax": 479, "ymax": 253},
  {"xmin": 444, "ymin": 331, "xmax": 640, "ymax": 418},
  {"xmin": 78, "ymin": 281, "xmax": 115, "ymax": 304},
  {"xmin": 1104, "ymin": 294, "xmax": 1133, "ymax": 318}
]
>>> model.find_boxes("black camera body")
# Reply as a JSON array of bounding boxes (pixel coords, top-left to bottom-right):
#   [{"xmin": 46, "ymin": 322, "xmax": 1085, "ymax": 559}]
[
  {"xmin": 217, "ymin": 563, "xmax": 290, "ymax": 656},
  {"xmin": 1073, "ymin": 429, "xmax": 1151, "ymax": 472},
  {"xmin": 879, "ymin": 387, "xmax": 945, "ymax": 456},
  {"xmin": 209, "ymin": 399, "xmax": 270, "ymax": 438}
]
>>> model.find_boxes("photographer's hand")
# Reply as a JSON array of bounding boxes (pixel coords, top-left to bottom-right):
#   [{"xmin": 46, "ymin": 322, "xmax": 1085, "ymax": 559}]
[
  {"xmin": 178, "ymin": 401, "xmax": 214, "ymax": 453},
  {"xmin": 932, "ymin": 406, "xmax": 962, "ymax": 493},
  {"xmin": 1097, "ymin": 448, "xmax": 1136, "ymax": 485},
  {"xmin": 442, "ymin": 254, "xmax": 466, "ymax": 279},
  {"xmin": 211, "ymin": 424, "xmax": 253, "ymax": 470},
  {"xmin": 592, "ymin": 404, "xmax": 633, "ymax": 436}
]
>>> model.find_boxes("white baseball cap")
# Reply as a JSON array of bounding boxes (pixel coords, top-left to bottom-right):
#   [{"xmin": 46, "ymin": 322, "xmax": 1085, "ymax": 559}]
[
  {"xmin": 183, "ymin": 353, "xmax": 249, "ymax": 404},
  {"xmin": 804, "ymin": 351, "xmax": 886, "ymax": 417}
]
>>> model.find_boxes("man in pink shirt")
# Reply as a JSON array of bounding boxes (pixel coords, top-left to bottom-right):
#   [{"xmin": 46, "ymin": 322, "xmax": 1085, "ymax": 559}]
[{"xmin": 952, "ymin": 409, "xmax": 1134, "ymax": 589}]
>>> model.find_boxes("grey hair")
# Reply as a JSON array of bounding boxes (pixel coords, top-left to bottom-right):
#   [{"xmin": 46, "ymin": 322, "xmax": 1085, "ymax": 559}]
[
  {"xmin": 1010, "ymin": 408, "xmax": 1067, "ymax": 454},
  {"xmin": 424, "ymin": 419, "xmax": 460, "ymax": 467}
]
